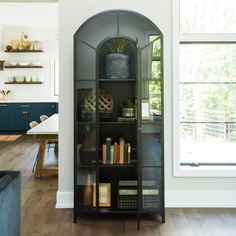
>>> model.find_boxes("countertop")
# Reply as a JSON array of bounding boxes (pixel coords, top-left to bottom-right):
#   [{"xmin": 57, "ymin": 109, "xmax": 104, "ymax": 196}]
[{"xmin": 0, "ymin": 100, "xmax": 58, "ymax": 103}]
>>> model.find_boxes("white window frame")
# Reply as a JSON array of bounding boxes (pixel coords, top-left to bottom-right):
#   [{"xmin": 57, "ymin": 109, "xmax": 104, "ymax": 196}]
[{"xmin": 173, "ymin": 0, "xmax": 236, "ymax": 177}]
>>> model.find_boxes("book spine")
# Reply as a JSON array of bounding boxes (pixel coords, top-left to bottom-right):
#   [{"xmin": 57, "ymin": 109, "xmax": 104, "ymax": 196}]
[
  {"xmin": 93, "ymin": 183, "xmax": 96, "ymax": 207},
  {"xmin": 106, "ymin": 137, "xmax": 111, "ymax": 164},
  {"xmin": 127, "ymin": 143, "xmax": 131, "ymax": 164},
  {"xmin": 124, "ymin": 143, "xmax": 128, "ymax": 164},
  {"xmin": 117, "ymin": 144, "xmax": 120, "ymax": 164},
  {"xmin": 119, "ymin": 137, "xmax": 125, "ymax": 164},
  {"xmin": 110, "ymin": 145, "xmax": 114, "ymax": 164},
  {"xmin": 102, "ymin": 143, "xmax": 106, "ymax": 164},
  {"xmin": 114, "ymin": 142, "xmax": 118, "ymax": 164}
]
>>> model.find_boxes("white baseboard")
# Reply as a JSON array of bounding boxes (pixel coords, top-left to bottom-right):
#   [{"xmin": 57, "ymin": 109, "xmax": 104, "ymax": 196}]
[
  {"xmin": 56, "ymin": 191, "xmax": 73, "ymax": 208},
  {"xmin": 55, "ymin": 190, "xmax": 236, "ymax": 209},
  {"xmin": 166, "ymin": 191, "xmax": 236, "ymax": 208}
]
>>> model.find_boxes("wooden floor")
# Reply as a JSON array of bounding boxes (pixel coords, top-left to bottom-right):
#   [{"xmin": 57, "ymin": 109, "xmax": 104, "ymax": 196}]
[{"xmin": 1, "ymin": 135, "xmax": 236, "ymax": 235}]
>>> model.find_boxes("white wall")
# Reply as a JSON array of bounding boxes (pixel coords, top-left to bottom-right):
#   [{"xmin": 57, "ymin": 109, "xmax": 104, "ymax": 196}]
[{"xmin": 58, "ymin": 0, "xmax": 236, "ymax": 208}]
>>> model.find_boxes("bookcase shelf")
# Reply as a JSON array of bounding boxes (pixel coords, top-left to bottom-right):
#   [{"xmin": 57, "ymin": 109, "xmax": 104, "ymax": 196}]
[{"xmin": 74, "ymin": 10, "xmax": 164, "ymax": 230}]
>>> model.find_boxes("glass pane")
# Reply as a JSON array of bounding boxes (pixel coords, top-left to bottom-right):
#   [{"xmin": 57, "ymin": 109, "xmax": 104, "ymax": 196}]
[
  {"xmin": 76, "ymin": 167, "xmax": 96, "ymax": 210},
  {"xmin": 149, "ymin": 35, "xmax": 161, "ymax": 57},
  {"xmin": 151, "ymin": 61, "xmax": 161, "ymax": 80},
  {"xmin": 180, "ymin": 44, "xmax": 236, "ymax": 83},
  {"xmin": 141, "ymin": 132, "xmax": 161, "ymax": 166},
  {"xmin": 180, "ymin": 123, "xmax": 236, "ymax": 163},
  {"xmin": 180, "ymin": 84, "xmax": 236, "ymax": 122},
  {"xmin": 76, "ymin": 123, "xmax": 97, "ymax": 165},
  {"xmin": 180, "ymin": 0, "xmax": 236, "ymax": 33},
  {"xmin": 77, "ymin": 12, "xmax": 118, "ymax": 48},
  {"xmin": 141, "ymin": 81, "xmax": 162, "ymax": 120},
  {"xmin": 142, "ymin": 168, "xmax": 160, "ymax": 210},
  {"xmin": 140, "ymin": 44, "xmax": 152, "ymax": 80},
  {"xmin": 119, "ymin": 12, "xmax": 158, "ymax": 48},
  {"xmin": 74, "ymin": 40, "xmax": 96, "ymax": 80},
  {"xmin": 76, "ymin": 81, "xmax": 96, "ymax": 122}
]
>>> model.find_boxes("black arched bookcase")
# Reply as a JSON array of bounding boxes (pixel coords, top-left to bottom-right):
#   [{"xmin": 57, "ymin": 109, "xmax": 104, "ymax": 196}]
[{"xmin": 74, "ymin": 10, "xmax": 164, "ymax": 229}]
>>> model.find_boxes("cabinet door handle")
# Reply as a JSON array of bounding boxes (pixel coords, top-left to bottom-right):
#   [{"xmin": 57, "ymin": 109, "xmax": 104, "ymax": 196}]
[
  {"xmin": 22, "ymin": 111, "xmax": 29, "ymax": 115},
  {"xmin": 52, "ymin": 105, "xmax": 55, "ymax": 108},
  {"xmin": 0, "ymin": 104, "xmax": 7, "ymax": 107},
  {"xmin": 21, "ymin": 105, "xmax": 30, "ymax": 108}
]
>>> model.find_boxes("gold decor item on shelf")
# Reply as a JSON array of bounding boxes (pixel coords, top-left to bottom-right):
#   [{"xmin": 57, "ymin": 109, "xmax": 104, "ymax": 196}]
[
  {"xmin": 0, "ymin": 90, "xmax": 11, "ymax": 101},
  {"xmin": 84, "ymin": 89, "xmax": 113, "ymax": 112},
  {"xmin": 11, "ymin": 40, "xmax": 19, "ymax": 51},
  {"xmin": 82, "ymin": 89, "xmax": 113, "ymax": 121},
  {"xmin": 83, "ymin": 174, "xmax": 93, "ymax": 206}
]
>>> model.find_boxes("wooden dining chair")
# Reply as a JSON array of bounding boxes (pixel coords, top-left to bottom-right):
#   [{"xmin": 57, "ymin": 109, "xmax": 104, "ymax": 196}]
[
  {"xmin": 40, "ymin": 115, "xmax": 48, "ymax": 122},
  {"xmin": 39, "ymin": 114, "xmax": 58, "ymax": 153},
  {"xmin": 29, "ymin": 121, "xmax": 39, "ymax": 172}
]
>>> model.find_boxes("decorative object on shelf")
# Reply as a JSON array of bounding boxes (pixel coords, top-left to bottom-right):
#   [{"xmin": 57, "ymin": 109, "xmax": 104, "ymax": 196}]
[
  {"xmin": 8, "ymin": 77, "xmax": 15, "ymax": 83},
  {"xmin": 81, "ymin": 89, "xmax": 113, "ymax": 121},
  {"xmin": 152, "ymin": 113, "xmax": 162, "ymax": 121},
  {"xmin": 93, "ymin": 183, "xmax": 111, "ymax": 207},
  {"xmin": 141, "ymin": 99, "xmax": 150, "ymax": 120},
  {"xmin": 15, "ymin": 76, "xmax": 25, "ymax": 83},
  {"xmin": 83, "ymin": 174, "xmax": 93, "ymax": 206},
  {"xmin": 5, "ymin": 45, "xmax": 12, "ymax": 52},
  {"xmin": 0, "ymin": 60, "xmax": 4, "ymax": 70},
  {"xmin": 11, "ymin": 40, "xmax": 19, "ymax": 50},
  {"xmin": 0, "ymin": 90, "xmax": 11, "ymax": 101},
  {"xmin": 79, "ymin": 130, "xmax": 96, "ymax": 165},
  {"xmin": 105, "ymin": 38, "xmax": 129, "ymax": 79},
  {"xmin": 5, "ymin": 32, "xmax": 42, "ymax": 52},
  {"xmin": 33, "ymin": 41, "xmax": 43, "ymax": 51},
  {"xmin": 25, "ymin": 75, "xmax": 31, "ymax": 83},
  {"xmin": 121, "ymin": 98, "xmax": 135, "ymax": 117}
]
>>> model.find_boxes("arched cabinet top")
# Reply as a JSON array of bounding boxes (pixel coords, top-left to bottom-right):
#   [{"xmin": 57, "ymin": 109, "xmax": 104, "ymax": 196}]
[{"xmin": 74, "ymin": 10, "xmax": 163, "ymax": 49}]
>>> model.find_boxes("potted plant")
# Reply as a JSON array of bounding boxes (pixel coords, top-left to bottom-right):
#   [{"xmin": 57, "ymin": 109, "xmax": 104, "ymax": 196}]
[
  {"xmin": 105, "ymin": 38, "xmax": 129, "ymax": 79},
  {"xmin": 121, "ymin": 98, "xmax": 135, "ymax": 117}
]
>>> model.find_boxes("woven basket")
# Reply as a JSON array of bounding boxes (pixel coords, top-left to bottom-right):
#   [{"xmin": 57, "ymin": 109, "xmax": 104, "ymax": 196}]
[{"xmin": 84, "ymin": 89, "xmax": 113, "ymax": 112}]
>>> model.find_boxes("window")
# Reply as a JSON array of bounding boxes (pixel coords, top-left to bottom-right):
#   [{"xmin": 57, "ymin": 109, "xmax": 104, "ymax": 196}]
[{"xmin": 173, "ymin": 0, "xmax": 236, "ymax": 176}]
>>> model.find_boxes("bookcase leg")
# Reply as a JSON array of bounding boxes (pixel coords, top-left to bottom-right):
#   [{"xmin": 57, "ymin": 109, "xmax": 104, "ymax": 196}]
[
  {"xmin": 73, "ymin": 211, "xmax": 77, "ymax": 223},
  {"xmin": 137, "ymin": 213, "xmax": 140, "ymax": 230},
  {"xmin": 161, "ymin": 214, "xmax": 165, "ymax": 223}
]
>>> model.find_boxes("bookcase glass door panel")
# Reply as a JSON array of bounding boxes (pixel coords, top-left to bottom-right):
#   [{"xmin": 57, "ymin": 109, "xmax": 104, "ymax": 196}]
[
  {"xmin": 74, "ymin": 40, "xmax": 96, "ymax": 80},
  {"xmin": 140, "ymin": 132, "xmax": 161, "ymax": 167},
  {"xmin": 76, "ymin": 167, "xmax": 96, "ymax": 211},
  {"xmin": 77, "ymin": 123, "xmax": 97, "ymax": 165},
  {"xmin": 141, "ymin": 167, "xmax": 161, "ymax": 211},
  {"xmin": 141, "ymin": 80, "xmax": 162, "ymax": 121},
  {"xmin": 76, "ymin": 81, "xmax": 96, "ymax": 123}
]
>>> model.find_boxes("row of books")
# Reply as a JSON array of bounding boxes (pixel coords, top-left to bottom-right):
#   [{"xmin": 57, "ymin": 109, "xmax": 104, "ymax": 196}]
[{"xmin": 102, "ymin": 137, "xmax": 131, "ymax": 164}]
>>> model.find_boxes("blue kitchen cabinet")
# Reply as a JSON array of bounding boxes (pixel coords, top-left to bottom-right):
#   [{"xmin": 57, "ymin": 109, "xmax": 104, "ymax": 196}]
[
  {"xmin": 0, "ymin": 102, "xmax": 58, "ymax": 132},
  {"xmin": 13, "ymin": 103, "xmax": 41, "ymax": 131},
  {"xmin": 0, "ymin": 103, "xmax": 13, "ymax": 130},
  {"xmin": 43, "ymin": 103, "xmax": 58, "ymax": 117}
]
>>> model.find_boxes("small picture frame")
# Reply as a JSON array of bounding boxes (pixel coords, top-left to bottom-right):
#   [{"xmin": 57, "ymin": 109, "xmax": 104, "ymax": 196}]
[
  {"xmin": 93, "ymin": 183, "xmax": 111, "ymax": 207},
  {"xmin": 141, "ymin": 99, "xmax": 150, "ymax": 120}
]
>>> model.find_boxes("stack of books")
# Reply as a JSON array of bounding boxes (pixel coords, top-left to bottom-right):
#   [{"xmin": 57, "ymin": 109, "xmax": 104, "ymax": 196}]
[{"xmin": 102, "ymin": 137, "xmax": 131, "ymax": 165}]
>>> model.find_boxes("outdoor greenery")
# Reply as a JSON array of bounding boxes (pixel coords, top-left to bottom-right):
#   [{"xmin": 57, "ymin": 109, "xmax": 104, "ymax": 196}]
[{"xmin": 148, "ymin": 35, "xmax": 162, "ymax": 115}]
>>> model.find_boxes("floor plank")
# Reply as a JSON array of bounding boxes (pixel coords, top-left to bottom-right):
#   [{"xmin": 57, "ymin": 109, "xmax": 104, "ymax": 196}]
[{"xmin": 1, "ymin": 135, "xmax": 236, "ymax": 235}]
